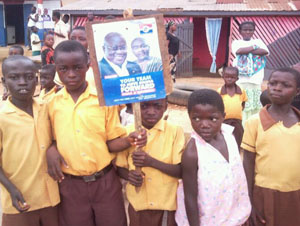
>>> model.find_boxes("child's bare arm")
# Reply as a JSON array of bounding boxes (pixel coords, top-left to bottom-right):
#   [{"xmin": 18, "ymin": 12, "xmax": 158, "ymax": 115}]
[
  {"xmin": 251, "ymin": 48, "xmax": 268, "ymax": 56},
  {"xmin": 132, "ymin": 151, "xmax": 181, "ymax": 178},
  {"xmin": 242, "ymin": 101, "xmax": 246, "ymax": 110},
  {"xmin": 46, "ymin": 141, "xmax": 68, "ymax": 182},
  {"xmin": 243, "ymin": 149, "xmax": 265, "ymax": 225},
  {"xmin": 107, "ymin": 129, "xmax": 147, "ymax": 153},
  {"xmin": 32, "ymin": 40, "xmax": 42, "ymax": 45},
  {"xmin": 236, "ymin": 46, "xmax": 268, "ymax": 56},
  {"xmin": 117, "ymin": 167, "xmax": 144, "ymax": 187},
  {"xmin": 0, "ymin": 167, "xmax": 30, "ymax": 212},
  {"xmin": 182, "ymin": 138, "xmax": 200, "ymax": 226}
]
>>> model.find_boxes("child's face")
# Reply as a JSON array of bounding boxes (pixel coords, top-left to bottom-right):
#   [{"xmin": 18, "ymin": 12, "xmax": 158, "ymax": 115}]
[
  {"xmin": 33, "ymin": 27, "xmax": 38, "ymax": 33},
  {"xmin": 239, "ymin": 24, "xmax": 255, "ymax": 41},
  {"xmin": 267, "ymin": 71, "xmax": 299, "ymax": 105},
  {"xmin": 55, "ymin": 51, "xmax": 89, "ymax": 92},
  {"xmin": 189, "ymin": 104, "xmax": 224, "ymax": 142},
  {"xmin": 223, "ymin": 69, "xmax": 238, "ymax": 86},
  {"xmin": 40, "ymin": 69, "xmax": 55, "ymax": 90},
  {"xmin": 44, "ymin": 34, "xmax": 54, "ymax": 48},
  {"xmin": 9, "ymin": 48, "xmax": 23, "ymax": 56},
  {"xmin": 141, "ymin": 99, "xmax": 167, "ymax": 129},
  {"xmin": 70, "ymin": 30, "xmax": 88, "ymax": 49},
  {"xmin": 3, "ymin": 60, "xmax": 37, "ymax": 101}
]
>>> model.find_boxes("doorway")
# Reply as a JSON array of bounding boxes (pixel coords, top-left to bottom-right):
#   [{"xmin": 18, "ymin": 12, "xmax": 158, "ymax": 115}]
[{"xmin": 5, "ymin": 4, "xmax": 24, "ymax": 44}]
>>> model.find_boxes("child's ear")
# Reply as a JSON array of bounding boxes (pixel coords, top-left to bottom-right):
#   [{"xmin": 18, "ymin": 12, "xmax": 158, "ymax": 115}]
[
  {"xmin": 1, "ymin": 77, "xmax": 5, "ymax": 85},
  {"xmin": 296, "ymin": 87, "xmax": 300, "ymax": 96}
]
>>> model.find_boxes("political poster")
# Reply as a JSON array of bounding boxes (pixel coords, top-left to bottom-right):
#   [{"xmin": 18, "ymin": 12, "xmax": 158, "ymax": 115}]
[{"xmin": 86, "ymin": 14, "xmax": 172, "ymax": 106}]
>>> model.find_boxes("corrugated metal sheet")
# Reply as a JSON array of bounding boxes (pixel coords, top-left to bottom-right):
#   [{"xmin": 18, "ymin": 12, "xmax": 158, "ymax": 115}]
[
  {"xmin": 58, "ymin": 0, "xmax": 300, "ymax": 12},
  {"xmin": 229, "ymin": 16, "xmax": 300, "ymax": 69},
  {"xmin": 73, "ymin": 16, "xmax": 192, "ymax": 27}
]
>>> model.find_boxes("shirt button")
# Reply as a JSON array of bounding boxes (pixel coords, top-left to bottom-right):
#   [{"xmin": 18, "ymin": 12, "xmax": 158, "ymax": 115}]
[
  {"xmin": 81, "ymin": 153, "xmax": 86, "ymax": 157},
  {"xmin": 149, "ymin": 202, "xmax": 154, "ymax": 206},
  {"xmin": 41, "ymin": 145, "xmax": 45, "ymax": 149},
  {"xmin": 76, "ymin": 129, "xmax": 80, "ymax": 133},
  {"xmin": 147, "ymin": 178, "xmax": 151, "ymax": 182}
]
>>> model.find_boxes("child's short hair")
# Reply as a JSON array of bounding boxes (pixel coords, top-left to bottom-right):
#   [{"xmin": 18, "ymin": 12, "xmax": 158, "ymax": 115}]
[
  {"xmin": 9, "ymin": 45, "xmax": 24, "ymax": 56},
  {"xmin": 44, "ymin": 32, "xmax": 53, "ymax": 40},
  {"xmin": 260, "ymin": 90, "xmax": 271, "ymax": 107},
  {"xmin": 54, "ymin": 40, "xmax": 88, "ymax": 63},
  {"xmin": 52, "ymin": 11, "xmax": 60, "ymax": 19},
  {"xmin": 41, "ymin": 64, "xmax": 56, "ymax": 76},
  {"xmin": 188, "ymin": 89, "xmax": 225, "ymax": 114},
  {"xmin": 72, "ymin": 26, "xmax": 85, "ymax": 32},
  {"xmin": 2, "ymin": 55, "xmax": 36, "ymax": 76},
  {"xmin": 239, "ymin": 21, "xmax": 255, "ymax": 30},
  {"xmin": 223, "ymin": 66, "xmax": 239, "ymax": 76},
  {"xmin": 269, "ymin": 67, "xmax": 300, "ymax": 88}
]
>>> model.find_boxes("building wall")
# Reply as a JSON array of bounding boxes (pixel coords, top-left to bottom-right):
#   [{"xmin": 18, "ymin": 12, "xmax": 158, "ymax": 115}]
[{"xmin": 192, "ymin": 17, "xmax": 230, "ymax": 70}]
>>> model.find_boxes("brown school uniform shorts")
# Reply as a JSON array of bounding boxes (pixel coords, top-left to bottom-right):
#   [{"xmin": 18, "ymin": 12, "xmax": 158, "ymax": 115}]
[{"xmin": 2, "ymin": 206, "xmax": 58, "ymax": 226}]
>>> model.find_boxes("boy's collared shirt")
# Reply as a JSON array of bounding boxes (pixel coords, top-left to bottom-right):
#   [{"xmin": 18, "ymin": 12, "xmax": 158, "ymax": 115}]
[
  {"xmin": 48, "ymin": 84, "xmax": 126, "ymax": 176},
  {"xmin": 218, "ymin": 85, "xmax": 248, "ymax": 120},
  {"xmin": 0, "ymin": 98, "xmax": 59, "ymax": 214},
  {"xmin": 116, "ymin": 119, "xmax": 185, "ymax": 211},
  {"xmin": 242, "ymin": 106, "xmax": 300, "ymax": 192},
  {"xmin": 39, "ymin": 86, "xmax": 56, "ymax": 102}
]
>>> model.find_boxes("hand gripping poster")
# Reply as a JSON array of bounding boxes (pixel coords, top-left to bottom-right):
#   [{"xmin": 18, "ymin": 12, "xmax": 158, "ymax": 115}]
[{"xmin": 86, "ymin": 14, "xmax": 172, "ymax": 106}]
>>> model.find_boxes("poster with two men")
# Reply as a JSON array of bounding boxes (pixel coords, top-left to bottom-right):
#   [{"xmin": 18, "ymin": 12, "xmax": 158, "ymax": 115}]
[{"xmin": 86, "ymin": 15, "xmax": 172, "ymax": 106}]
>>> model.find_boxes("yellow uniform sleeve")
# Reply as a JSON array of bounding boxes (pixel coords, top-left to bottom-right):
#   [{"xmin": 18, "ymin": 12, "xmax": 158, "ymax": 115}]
[
  {"xmin": 172, "ymin": 126, "xmax": 185, "ymax": 164},
  {"xmin": 106, "ymin": 106, "xmax": 126, "ymax": 141},
  {"xmin": 241, "ymin": 116, "xmax": 259, "ymax": 152}
]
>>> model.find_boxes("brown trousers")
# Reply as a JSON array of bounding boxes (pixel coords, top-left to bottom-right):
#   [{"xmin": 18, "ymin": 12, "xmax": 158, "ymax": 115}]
[
  {"xmin": 58, "ymin": 168, "xmax": 127, "ymax": 226},
  {"xmin": 2, "ymin": 206, "xmax": 58, "ymax": 226},
  {"xmin": 253, "ymin": 185, "xmax": 300, "ymax": 226},
  {"xmin": 128, "ymin": 204, "xmax": 177, "ymax": 226}
]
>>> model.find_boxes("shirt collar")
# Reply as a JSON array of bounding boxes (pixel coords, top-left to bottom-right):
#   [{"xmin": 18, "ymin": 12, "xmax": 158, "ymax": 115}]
[
  {"xmin": 259, "ymin": 105, "xmax": 300, "ymax": 131},
  {"xmin": 146, "ymin": 118, "xmax": 165, "ymax": 132},
  {"xmin": 1, "ymin": 97, "xmax": 42, "ymax": 115},
  {"xmin": 220, "ymin": 84, "xmax": 242, "ymax": 95},
  {"xmin": 61, "ymin": 82, "xmax": 97, "ymax": 100}
]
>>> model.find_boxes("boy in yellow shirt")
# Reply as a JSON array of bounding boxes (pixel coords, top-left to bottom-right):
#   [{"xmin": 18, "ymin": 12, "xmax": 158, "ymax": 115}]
[
  {"xmin": 46, "ymin": 40, "xmax": 146, "ymax": 226},
  {"xmin": 218, "ymin": 66, "xmax": 248, "ymax": 147},
  {"xmin": 39, "ymin": 64, "xmax": 58, "ymax": 102},
  {"xmin": 0, "ymin": 56, "xmax": 59, "ymax": 226},
  {"xmin": 116, "ymin": 98, "xmax": 185, "ymax": 226}
]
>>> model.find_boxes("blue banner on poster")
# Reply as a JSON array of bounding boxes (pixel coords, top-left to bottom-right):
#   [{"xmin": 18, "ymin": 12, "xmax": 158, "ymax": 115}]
[{"xmin": 101, "ymin": 71, "xmax": 166, "ymax": 106}]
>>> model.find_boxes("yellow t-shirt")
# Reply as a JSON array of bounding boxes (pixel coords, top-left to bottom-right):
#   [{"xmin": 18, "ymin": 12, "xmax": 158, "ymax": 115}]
[
  {"xmin": 0, "ymin": 98, "xmax": 59, "ymax": 214},
  {"xmin": 39, "ymin": 87, "xmax": 56, "ymax": 102},
  {"xmin": 116, "ymin": 119, "xmax": 185, "ymax": 211},
  {"xmin": 241, "ymin": 106, "xmax": 300, "ymax": 192},
  {"xmin": 218, "ymin": 86, "xmax": 248, "ymax": 120},
  {"xmin": 47, "ymin": 84, "xmax": 126, "ymax": 176}
]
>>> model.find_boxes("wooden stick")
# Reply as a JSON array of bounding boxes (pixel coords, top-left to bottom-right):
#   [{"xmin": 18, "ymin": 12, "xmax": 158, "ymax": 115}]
[{"xmin": 132, "ymin": 102, "xmax": 143, "ymax": 192}]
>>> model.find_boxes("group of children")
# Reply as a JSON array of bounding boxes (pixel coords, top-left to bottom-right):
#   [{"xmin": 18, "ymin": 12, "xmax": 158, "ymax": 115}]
[{"xmin": 1, "ymin": 19, "xmax": 300, "ymax": 226}]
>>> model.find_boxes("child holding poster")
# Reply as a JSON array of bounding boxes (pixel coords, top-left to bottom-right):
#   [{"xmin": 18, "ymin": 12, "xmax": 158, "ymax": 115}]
[{"xmin": 116, "ymin": 98, "xmax": 185, "ymax": 226}]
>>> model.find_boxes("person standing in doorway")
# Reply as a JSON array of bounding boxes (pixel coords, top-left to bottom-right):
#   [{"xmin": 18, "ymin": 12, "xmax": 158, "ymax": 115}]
[
  {"xmin": 27, "ymin": 6, "xmax": 38, "ymax": 50},
  {"xmin": 166, "ymin": 21, "xmax": 180, "ymax": 82}
]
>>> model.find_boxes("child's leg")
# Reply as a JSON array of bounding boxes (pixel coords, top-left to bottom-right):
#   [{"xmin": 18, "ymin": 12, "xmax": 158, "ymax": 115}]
[{"xmin": 3, "ymin": 209, "xmax": 39, "ymax": 226}]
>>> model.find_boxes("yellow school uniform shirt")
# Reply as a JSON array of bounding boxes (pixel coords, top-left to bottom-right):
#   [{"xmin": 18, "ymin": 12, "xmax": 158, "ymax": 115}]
[
  {"xmin": 218, "ymin": 85, "xmax": 248, "ymax": 120},
  {"xmin": 116, "ymin": 119, "xmax": 185, "ymax": 211},
  {"xmin": 47, "ymin": 84, "xmax": 126, "ymax": 176},
  {"xmin": 0, "ymin": 98, "xmax": 59, "ymax": 214},
  {"xmin": 241, "ymin": 106, "xmax": 300, "ymax": 192},
  {"xmin": 39, "ymin": 86, "xmax": 56, "ymax": 102}
]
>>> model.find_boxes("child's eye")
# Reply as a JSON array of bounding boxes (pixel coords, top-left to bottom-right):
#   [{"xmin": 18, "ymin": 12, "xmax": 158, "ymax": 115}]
[
  {"xmin": 194, "ymin": 117, "xmax": 200, "ymax": 122},
  {"xmin": 211, "ymin": 118, "xmax": 217, "ymax": 122},
  {"xmin": 75, "ymin": 66, "xmax": 82, "ymax": 70},
  {"xmin": 58, "ymin": 67, "xmax": 67, "ymax": 72}
]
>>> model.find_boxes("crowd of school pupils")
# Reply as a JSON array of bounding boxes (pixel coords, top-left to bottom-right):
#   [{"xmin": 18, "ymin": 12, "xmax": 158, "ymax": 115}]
[{"xmin": 1, "ymin": 20, "xmax": 300, "ymax": 226}]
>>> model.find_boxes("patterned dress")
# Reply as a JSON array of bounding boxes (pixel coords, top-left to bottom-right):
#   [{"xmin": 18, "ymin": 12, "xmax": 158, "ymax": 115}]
[{"xmin": 175, "ymin": 124, "xmax": 251, "ymax": 226}]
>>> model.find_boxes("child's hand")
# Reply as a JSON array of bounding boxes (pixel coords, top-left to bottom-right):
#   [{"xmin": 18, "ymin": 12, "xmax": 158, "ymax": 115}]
[
  {"xmin": 249, "ymin": 206, "xmax": 266, "ymax": 226},
  {"xmin": 9, "ymin": 187, "xmax": 30, "ymax": 212},
  {"xmin": 128, "ymin": 170, "xmax": 144, "ymax": 187},
  {"xmin": 46, "ymin": 144, "xmax": 68, "ymax": 182},
  {"xmin": 132, "ymin": 151, "xmax": 153, "ymax": 167},
  {"xmin": 128, "ymin": 129, "xmax": 147, "ymax": 148}
]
